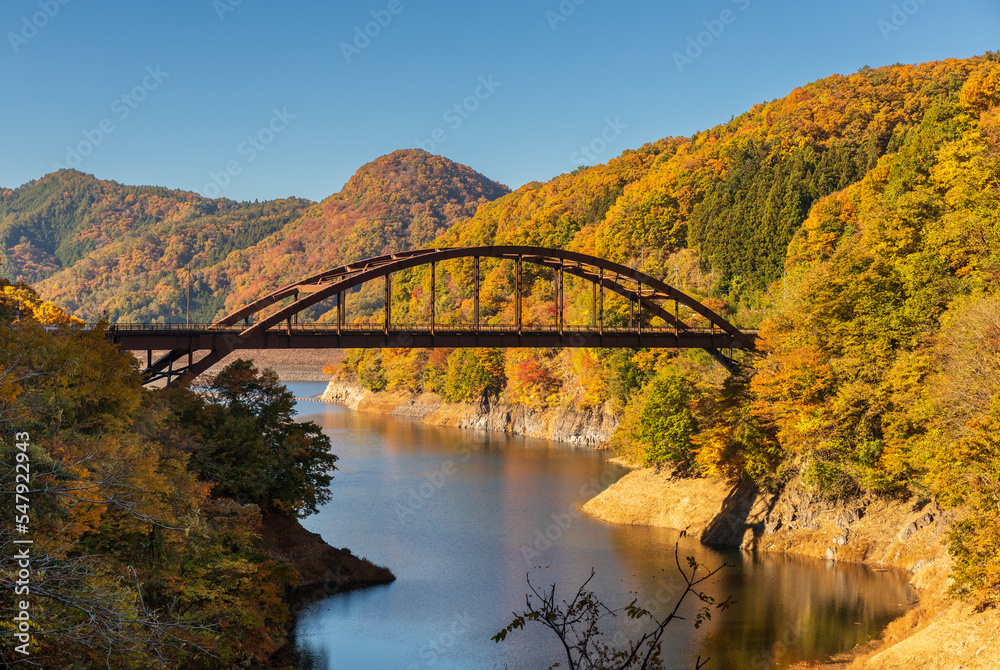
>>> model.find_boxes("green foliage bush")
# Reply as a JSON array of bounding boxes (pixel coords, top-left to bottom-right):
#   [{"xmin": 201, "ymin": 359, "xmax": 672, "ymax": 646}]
[
  {"xmin": 635, "ymin": 371, "xmax": 698, "ymax": 468},
  {"xmin": 175, "ymin": 359, "xmax": 338, "ymax": 518},
  {"xmin": 442, "ymin": 348, "xmax": 506, "ymax": 402},
  {"xmin": 359, "ymin": 351, "xmax": 388, "ymax": 392}
]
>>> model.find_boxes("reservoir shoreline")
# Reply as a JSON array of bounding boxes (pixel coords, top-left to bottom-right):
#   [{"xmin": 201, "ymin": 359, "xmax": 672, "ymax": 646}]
[{"xmin": 321, "ymin": 378, "xmax": 618, "ymax": 446}]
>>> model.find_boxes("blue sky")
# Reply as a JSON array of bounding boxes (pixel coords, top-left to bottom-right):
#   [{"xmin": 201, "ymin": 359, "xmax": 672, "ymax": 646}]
[{"xmin": 1, "ymin": 0, "xmax": 997, "ymax": 202}]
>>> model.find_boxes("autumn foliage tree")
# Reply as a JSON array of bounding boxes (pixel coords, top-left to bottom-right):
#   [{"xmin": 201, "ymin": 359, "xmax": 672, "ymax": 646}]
[
  {"xmin": 0, "ymin": 301, "xmax": 326, "ymax": 668},
  {"xmin": 175, "ymin": 359, "xmax": 338, "ymax": 518}
]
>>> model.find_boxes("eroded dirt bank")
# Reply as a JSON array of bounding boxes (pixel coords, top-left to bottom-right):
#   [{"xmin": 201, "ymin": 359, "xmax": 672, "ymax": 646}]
[
  {"xmin": 584, "ymin": 467, "xmax": 1000, "ymax": 670},
  {"xmin": 583, "ymin": 468, "xmax": 952, "ymax": 570},
  {"xmin": 258, "ymin": 511, "xmax": 394, "ymax": 605},
  {"xmin": 321, "ymin": 379, "xmax": 617, "ymax": 446}
]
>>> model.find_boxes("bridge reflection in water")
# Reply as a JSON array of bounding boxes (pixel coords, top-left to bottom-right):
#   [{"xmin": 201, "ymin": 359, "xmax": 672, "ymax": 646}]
[{"xmin": 106, "ymin": 246, "xmax": 758, "ymax": 385}]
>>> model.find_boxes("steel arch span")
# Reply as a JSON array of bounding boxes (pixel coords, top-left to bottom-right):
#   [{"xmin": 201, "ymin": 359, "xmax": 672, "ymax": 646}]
[{"xmin": 107, "ymin": 246, "xmax": 758, "ymax": 385}]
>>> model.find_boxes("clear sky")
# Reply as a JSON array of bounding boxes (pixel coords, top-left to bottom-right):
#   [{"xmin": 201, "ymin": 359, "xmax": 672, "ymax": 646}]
[{"xmin": 1, "ymin": 0, "xmax": 997, "ymax": 202}]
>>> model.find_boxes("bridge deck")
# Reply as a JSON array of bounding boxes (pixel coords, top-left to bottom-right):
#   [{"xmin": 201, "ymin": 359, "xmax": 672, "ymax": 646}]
[{"xmin": 108, "ymin": 323, "xmax": 757, "ymax": 351}]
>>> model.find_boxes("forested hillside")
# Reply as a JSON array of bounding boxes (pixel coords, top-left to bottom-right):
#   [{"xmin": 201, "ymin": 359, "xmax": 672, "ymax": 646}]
[
  {"xmin": 216, "ymin": 149, "xmax": 509, "ymax": 319},
  {"xmin": 340, "ymin": 56, "xmax": 997, "ymax": 410},
  {"xmin": 0, "ymin": 171, "xmax": 310, "ymax": 322},
  {"xmin": 5, "ymin": 54, "xmax": 1000, "ymax": 603},
  {"xmin": 752, "ymin": 57, "xmax": 1000, "ymax": 603},
  {"xmin": 0, "ymin": 151, "xmax": 508, "ymax": 323},
  {"xmin": 0, "ymin": 282, "xmax": 378, "ymax": 668}
]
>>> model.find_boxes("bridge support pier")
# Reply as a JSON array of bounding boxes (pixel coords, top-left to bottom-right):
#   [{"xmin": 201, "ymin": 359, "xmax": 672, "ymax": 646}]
[
  {"xmin": 337, "ymin": 292, "xmax": 345, "ymax": 335},
  {"xmin": 430, "ymin": 261, "xmax": 436, "ymax": 335},
  {"xmin": 474, "ymin": 257, "xmax": 480, "ymax": 332},
  {"xmin": 515, "ymin": 256, "xmax": 523, "ymax": 336}
]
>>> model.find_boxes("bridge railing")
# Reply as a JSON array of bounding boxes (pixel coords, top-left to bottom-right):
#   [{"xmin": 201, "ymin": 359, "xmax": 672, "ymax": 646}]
[
  {"xmin": 105, "ymin": 323, "xmax": 246, "ymax": 331},
  {"xmin": 105, "ymin": 322, "xmax": 759, "ymax": 336}
]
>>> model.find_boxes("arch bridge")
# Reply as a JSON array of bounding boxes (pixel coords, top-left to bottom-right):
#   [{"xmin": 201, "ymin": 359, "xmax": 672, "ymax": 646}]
[{"xmin": 106, "ymin": 246, "xmax": 757, "ymax": 385}]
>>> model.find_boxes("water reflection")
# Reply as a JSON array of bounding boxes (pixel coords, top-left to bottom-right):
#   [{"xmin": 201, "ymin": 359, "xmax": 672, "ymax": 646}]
[
  {"xmin": 701, "ymin": 553, "xmax": 915, "ymax": 668},
  {"xmin": 286, "ymin": 383, "xmax": 914, "ymax": 670}
]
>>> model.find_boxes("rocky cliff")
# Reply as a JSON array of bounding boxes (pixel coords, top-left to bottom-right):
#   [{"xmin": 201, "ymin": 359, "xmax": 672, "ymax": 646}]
[
  {"xmin": 321, "ymin": 380, "xmax": 618, "ymax": 446},
  {"xmin": 583, "ymin": 467, "xmax": 952, "ymax": 581}
]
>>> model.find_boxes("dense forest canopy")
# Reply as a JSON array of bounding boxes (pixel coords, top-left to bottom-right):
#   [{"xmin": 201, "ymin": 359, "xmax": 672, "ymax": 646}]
[{"xmin": 0, "ymin": 173, "xmax": 310, "ymax": 322}]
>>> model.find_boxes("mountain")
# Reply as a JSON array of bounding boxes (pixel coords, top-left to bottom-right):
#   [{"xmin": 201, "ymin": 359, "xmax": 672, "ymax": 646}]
[
  {"xmin": 7, "ymin": 53, "xmax": 981, "ymax": 325},
  {"xmin": 0, "ymin": 171, "xmax": 310, "ymax": 321},
  {"xmin": 216, "ymin": 149, "xmax": 508, "ymax": 316},
  {"xmin": 352, "ymin": 57, "xmax": 996, "ymax": 364},
  {"xmin": 7, "ymin": 53, "xmax": 1000, "ymax": 665},
  {"xmin": 0, "ymin": 150, "xmax": 507, "ymax": 322},
  {"xmin": 338, "ymin": 55, "xmax": 1000, "ymax": 608},
  {"xmin": 333, "ymin": 55, "xmax": 1000, "ymax": 486},
  {"xmin": 3, "ymin": 57, "xmax": 992, "ymax": 330}
]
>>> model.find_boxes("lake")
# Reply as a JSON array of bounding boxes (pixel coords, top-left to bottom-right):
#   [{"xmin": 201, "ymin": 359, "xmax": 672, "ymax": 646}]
[{"xmin": 286, "ymin": 382, "xmax": 915, "ymax": 670}]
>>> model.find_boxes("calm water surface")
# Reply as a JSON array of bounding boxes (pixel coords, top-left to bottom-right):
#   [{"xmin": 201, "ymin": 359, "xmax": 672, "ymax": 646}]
[{"xmin": 286, "ymin": 383, "xmax": 915, "ymax": 670}]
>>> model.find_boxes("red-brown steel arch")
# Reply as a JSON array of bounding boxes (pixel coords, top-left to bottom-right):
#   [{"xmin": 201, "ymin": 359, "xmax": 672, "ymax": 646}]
[{"xmin": 139, "ymin": 246, "xmax": 756, "ymax": 384}]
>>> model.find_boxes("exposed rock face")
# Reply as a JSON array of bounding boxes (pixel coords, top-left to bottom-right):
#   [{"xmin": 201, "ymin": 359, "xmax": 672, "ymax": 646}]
[
  {"xmin": 321, "ymin": 380, "xmax": 617, "ymax": 446},
  {"xmin": 321, "ymin": 380, "xmax": 373, "ymax": 411},
  {"xmin": 579, "ymin": 466, "xmax": 736, "ymax": 534},
  {"xmin": 856, "ymin": 604, "xmax": 1000, "ymax": 670},
  {"xmin": 581, "ymin": 466, "xmax": 1000, "ymax": 670},
  {"xmin": 582, "ymin": 468, "xmax": 955, "ymax": 582}
]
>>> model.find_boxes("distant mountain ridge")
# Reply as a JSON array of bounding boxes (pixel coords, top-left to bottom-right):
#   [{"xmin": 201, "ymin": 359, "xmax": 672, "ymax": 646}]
[
  {"xmin": 217, "ymin": 149, "xmax": 509, "ymax": 316},
  {"xmin": 0, "ymin": 150, "xmax": 507, "ymax": 322}
]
